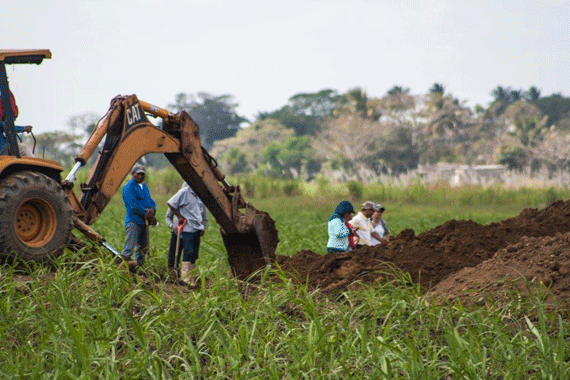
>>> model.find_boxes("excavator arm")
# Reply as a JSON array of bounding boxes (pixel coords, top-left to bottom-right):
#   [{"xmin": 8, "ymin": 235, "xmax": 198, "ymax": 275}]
[{"xmin": 63, "ymin": 95, "xmax": 278, "ymax": 279}]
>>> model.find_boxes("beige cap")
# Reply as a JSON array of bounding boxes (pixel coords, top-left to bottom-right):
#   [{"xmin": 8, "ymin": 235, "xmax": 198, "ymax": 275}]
[{"xmin": 373, "ymin": 204, "xmax": 385, "ymax": 212}]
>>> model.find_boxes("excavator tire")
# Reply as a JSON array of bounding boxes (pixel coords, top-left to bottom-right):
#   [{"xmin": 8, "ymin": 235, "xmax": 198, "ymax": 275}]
[{"xmin": 0, "ymin": 171, "xmax": 73, "ymax": 262}]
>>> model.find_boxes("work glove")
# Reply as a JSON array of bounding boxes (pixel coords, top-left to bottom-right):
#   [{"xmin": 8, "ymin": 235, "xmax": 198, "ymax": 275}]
[{"xmin": 144, "ymin": 208, "xmax": 157, "ymax": 225}]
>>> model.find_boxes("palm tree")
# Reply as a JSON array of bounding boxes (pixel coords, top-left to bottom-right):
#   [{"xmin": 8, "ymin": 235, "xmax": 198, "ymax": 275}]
[
  {"xmin": 491, "ymin": 86, "xmax": 511, "ymax": 103},
  {"xmin": 387, "ymin": 85, "xmax": 410, "ymax": 96},
  {"xmin": 509, "ymin": 89, "xmax": 522, "ymax": 102},
  {"xmin": 526, "ymin": 86, "xmax": 541, "ymax": 102},
  {"xmin": 429, "ymin": 83, "xmax": 445, "ymax": 95},
  {"xmin": 490, "ymin": 86, "xmax": 513, "ymax": 117},
  {"xmin": 427, "ymin": 83, "xmax": 446, "ymax": 111},
  {"xmin": 345, "ymin": 87, "xmax": 368, "ymax": 118}
]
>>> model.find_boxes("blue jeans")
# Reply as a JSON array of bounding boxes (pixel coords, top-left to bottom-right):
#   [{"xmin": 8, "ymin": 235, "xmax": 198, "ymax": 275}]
[
  {"xmin": 168, "ymin": 230, "xmax": 201, "ymax": 267},
  {"xmin": 122, "ymin": 222, "xmax": 148, "ymax": 264}
]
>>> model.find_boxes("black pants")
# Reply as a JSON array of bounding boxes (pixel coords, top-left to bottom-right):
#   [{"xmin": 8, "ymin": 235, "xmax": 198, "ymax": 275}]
[{"xmin": 168, "ymin": 231, "xmax": 201, "ymax": 267}]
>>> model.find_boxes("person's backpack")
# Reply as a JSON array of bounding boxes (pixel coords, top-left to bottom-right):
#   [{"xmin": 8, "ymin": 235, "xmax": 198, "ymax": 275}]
[{"xmin": 0, "ymin": 90, "xmax": 19, "ymax": 121}]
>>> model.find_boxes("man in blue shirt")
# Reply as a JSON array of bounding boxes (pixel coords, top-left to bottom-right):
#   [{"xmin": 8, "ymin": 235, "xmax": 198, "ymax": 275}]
[{"xmin": 122, "ymin": 164, "xmax": 156, "ymax": 266}]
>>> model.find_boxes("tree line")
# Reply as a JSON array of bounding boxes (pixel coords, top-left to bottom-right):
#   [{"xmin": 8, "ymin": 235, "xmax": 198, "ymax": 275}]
[{"xmin": 31, "ymin": 85, "xmax": 570, "ymax": 181}]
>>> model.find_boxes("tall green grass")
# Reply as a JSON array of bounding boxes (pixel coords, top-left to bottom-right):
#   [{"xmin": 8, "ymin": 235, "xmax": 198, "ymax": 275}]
[
  {"xmin": 1, "ymin": 170, "xmax": 569, "ymax": 377},
  {"xmin": 1, "ymin": 257, "xmax": 568, "ymax": 378}
]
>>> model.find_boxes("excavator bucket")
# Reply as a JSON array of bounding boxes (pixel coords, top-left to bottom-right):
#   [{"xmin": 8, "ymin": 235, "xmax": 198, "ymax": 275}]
[{"xmin": 222, "ymin": 210, "xmax": 278, "ymax": 280}]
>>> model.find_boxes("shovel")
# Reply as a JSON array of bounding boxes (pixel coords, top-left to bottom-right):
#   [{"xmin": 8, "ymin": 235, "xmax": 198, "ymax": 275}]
[{"xmin": 174, "ymin": 219, "xmax": 187, "ymax": 270}]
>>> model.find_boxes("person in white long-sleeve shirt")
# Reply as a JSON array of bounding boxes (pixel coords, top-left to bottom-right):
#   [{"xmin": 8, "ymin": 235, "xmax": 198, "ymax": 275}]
[
  {"xmin": 166, "ymin": 182, "xmax": 208, "ymax": 283},
  {"xmin": 370, "ymin": 203, "xmax": 390, "ymax": 246},
  {"xmin": 350, "ymin": 201, "xmax": 382, "ymax": 248}
]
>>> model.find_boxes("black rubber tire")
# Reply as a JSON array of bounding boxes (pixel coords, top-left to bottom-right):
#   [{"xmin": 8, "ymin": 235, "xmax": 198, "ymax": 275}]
[{"xmin": 0, "ymin": 171, "xmax": 73, "ymax": 262}]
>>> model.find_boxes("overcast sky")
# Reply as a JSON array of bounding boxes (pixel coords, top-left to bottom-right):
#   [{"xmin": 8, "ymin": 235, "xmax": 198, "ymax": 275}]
[{"xmin": 3, "ymin": 0, "xmax": 569, "ymax": 133}]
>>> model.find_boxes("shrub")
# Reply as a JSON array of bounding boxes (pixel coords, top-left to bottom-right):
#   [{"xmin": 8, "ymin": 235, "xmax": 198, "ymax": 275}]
[
  {"xmin": 282, "ymin": 181, "xmax": 301, "ymax": 197},
  {"xmin": 347, "ymin": 181, "xmax": 363, "ymax": 199},
  {"xmin": 545, "ymin": 187, "xmax": 560, "ymax": 205}
]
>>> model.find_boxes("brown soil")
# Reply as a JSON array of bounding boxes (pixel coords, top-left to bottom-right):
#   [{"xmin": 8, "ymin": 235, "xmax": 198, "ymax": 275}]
[{"xmin": 276, "ymin": 199, "xmax": 570, "ymax": 307}]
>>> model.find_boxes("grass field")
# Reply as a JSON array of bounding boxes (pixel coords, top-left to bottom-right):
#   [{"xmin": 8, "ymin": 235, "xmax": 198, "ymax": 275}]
[{"xmin": 1, "ymin": 180, "xmax": 569, "ymax": 378}]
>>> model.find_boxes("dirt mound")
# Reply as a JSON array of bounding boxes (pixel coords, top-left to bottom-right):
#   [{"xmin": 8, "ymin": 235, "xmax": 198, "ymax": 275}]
[
  {"xmin": 276, "ymin": 199, "xmax": 570, "ymax": 305},
  {"xmin": 430, "ymin": 232, "xmax": 570, "ymax": 308}
]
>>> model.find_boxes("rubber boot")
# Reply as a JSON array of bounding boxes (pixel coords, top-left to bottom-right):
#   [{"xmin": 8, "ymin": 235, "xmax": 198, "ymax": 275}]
[
  {"xmin": 127, "ymin": 260, "xmax": 138, "ymax": 272},
  {"xmin": 188, "ymin": 264, "xmax": 199, "ymax": 287},
  {"xmin": 181, "ymin": 261, "xmax": 195, "ymax": 284}
]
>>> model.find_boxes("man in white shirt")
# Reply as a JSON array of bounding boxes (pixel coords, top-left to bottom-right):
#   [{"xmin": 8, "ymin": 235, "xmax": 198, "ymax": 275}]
[
  {"xmin": 166, "ymin": 182, "xmax": 208, "ymax": 284},
  {"xmin": 350, "ymin": 201, "xmax": 376, "ymax": 248}
]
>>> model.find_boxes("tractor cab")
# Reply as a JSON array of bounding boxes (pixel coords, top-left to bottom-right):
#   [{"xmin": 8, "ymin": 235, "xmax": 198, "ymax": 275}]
[{"xmin": 0, "ymin": 49, "xmax": 51, "ymax": 158}]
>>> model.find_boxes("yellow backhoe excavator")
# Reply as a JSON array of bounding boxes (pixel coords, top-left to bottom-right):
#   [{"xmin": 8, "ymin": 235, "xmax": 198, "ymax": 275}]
[{"xmin": 0, "ymin": 49, "xmax": 278, "ymax": 279}]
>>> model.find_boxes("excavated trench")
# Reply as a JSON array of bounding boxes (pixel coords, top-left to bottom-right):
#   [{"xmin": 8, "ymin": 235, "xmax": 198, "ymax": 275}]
[{"xmin": 276, "ymin": 199, "xmax": 570, "ymax": 308}]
